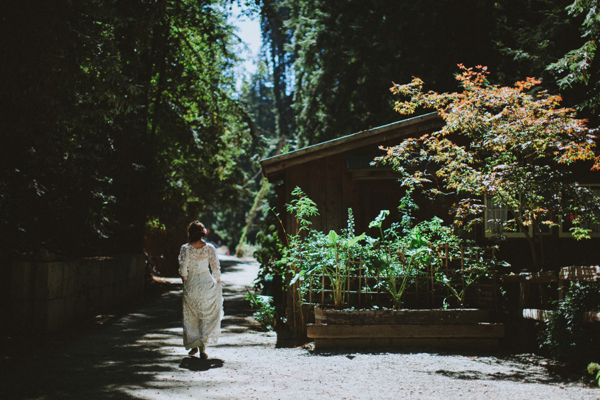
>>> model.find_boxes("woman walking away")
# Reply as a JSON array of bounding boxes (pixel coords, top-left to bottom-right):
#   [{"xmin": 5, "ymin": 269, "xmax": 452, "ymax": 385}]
[{"xmin": 179, "ymin": 221, "xmax": 223, "ymax": 359}]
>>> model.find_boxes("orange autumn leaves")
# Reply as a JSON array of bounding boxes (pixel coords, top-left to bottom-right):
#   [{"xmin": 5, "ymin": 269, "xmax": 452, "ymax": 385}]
[{"xmin": 388, "ymin": 64, "xmax": 599, "ymax": 172}]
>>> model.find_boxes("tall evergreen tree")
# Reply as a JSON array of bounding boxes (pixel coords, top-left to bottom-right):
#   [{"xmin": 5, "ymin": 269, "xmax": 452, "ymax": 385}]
[
  {"xmin": 547, "ymin": 0, "xmax": 600, "ymax": 117},
  {"xmin": 259, "ymin": 0, "xmax": 501, "ymax": 145},
  {"xmin": 260, "ymin": 0, "xmax": 295, "ymax": 144},
  {"xmin": 494, "ymin": 0, "xmax": 585, "ymax": 97}
]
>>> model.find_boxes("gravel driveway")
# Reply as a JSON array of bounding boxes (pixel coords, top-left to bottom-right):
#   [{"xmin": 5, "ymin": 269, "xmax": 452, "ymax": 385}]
[{"xmin": 1, "ymin": 256, "xmax": 598, "ymax": 399}]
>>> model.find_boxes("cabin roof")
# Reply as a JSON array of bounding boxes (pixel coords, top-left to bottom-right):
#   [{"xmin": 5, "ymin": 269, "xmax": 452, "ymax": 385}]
[{"xmin": 260, "ymin": 112, "xmax": 442, "ymax": 181}]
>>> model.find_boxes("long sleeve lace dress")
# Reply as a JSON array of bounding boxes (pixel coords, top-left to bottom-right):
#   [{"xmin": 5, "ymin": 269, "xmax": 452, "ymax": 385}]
[{"xmin": 178, "ymin": 242, "xmax": 223, "ymax": 350}]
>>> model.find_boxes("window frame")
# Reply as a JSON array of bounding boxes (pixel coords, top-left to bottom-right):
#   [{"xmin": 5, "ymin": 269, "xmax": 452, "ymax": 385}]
[
  {"xmin": 483, "ymin": 194, "xmax": 553, "ymax": 238},
  {"xmin": 484, "ymin": 195, "xmax": 531, "ymax": 238}
]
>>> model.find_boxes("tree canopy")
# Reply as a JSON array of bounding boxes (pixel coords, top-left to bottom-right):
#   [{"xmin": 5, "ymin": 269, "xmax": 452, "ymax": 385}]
[
  {"xmin": 0, "ymin": 0, "xmax": 257, "ymax": 260},
  {"xmin": 379, "ymin": 65, "xmax": 600, "ymax": 270},
  {"xmin": 4, "ymin": 0, "xmax": 600, "ymax": 266}
]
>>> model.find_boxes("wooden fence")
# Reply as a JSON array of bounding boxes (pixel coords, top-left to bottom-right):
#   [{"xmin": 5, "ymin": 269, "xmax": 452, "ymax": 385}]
[
  {"xmin": 9, "ymin": 254, "xmax": 146, "ymax": 332},
  {"xmin": 510, "ymin": 265, "xmax": 600, "ymax": 323}
]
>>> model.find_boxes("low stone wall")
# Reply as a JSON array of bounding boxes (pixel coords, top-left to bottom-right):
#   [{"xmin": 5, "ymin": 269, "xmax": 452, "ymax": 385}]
[{"xmin": 9, "ymin": 254, "xmax": 146, "ymax": 332}]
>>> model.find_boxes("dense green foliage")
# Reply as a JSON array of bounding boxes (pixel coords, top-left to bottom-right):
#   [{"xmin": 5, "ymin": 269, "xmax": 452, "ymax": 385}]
[
  {"xmin": 547, "ymin": 0, "xmax": 600, "ymax": 115},
  {"xmin": 1, "ymin": 0, "xmax": 258, "ymax": 260},
  {"xmin": 258, "ymin": 0, "xmax": 502, "ymax": 144},
  {"xmin": 540, "ymin": 281, "xmax": 600, "ymax": 367},
  {"xmin": 494, "ymin": 0, "xmax": 583, "ymax": 86},
  {"xmin": 4, "ymin": 0, "xmax": 600, "ymax": 266},
  {"xmin": 281, "ymin": 188, "xmax": 501, "ymax": 310},
  {"xmin": 288, "ymin": 0, "xmax": 503, "ymax": 144},
  {"xmin": 245, "ymin": 289, "xmax": 277, "ymax": 330}
]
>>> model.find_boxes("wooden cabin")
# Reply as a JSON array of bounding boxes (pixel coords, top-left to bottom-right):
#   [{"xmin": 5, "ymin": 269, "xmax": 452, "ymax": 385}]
[
  {"xmin": 260, "ymin": 112, "xmax": 444, "ymax": 238},
  {"xmin": 261, "ymin": 112, "xmax": 600, "ymax": 273}
]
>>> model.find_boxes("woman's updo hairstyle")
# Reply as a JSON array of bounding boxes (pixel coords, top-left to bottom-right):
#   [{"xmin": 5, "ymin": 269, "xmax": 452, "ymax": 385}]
[{"xmin": 187, "ymin": 221, "xmax": 207, "ymax": 243}]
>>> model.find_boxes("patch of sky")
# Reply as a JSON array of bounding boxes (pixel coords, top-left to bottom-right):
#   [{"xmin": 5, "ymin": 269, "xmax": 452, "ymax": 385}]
[{"xmin": 228, "ymin": 2, "xmax": 262, "ymax": 90}]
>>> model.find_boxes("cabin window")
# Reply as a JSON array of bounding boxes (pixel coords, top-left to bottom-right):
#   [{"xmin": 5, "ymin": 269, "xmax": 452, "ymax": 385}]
[
  {"xmin": 484, "ymin": 196, "xmax": 530, "ymax": 238},
  {"xmin": 484, "ymin": 195, "xmax": 553, "ymax": 238}
]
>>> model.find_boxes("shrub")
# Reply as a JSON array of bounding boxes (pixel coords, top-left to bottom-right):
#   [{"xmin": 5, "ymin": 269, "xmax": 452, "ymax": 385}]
[{"xmin": 540, "ymin": 281, "xmax": 600, "ymax": 367}]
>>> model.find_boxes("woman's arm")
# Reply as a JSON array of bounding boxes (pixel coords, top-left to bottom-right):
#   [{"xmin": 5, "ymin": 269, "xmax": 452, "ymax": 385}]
[
  {"xmin": 178, "ymin": 244, "xmax": 188, "ymax": 282},
  {"xmin": 209, "ymin": 245, "xmax": 221, "ymax": 283}
]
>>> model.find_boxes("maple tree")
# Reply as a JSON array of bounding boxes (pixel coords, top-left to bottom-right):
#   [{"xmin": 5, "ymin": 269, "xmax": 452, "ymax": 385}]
[{"xmin": 380, "ymin": 65, "xmax": 600, "ymax": 271}]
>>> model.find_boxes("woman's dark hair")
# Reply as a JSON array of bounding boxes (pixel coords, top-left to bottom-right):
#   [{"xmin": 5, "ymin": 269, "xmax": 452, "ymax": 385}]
[{"xmin": 187, "ymin": 221, "xmax": 207, "ymax": 242}]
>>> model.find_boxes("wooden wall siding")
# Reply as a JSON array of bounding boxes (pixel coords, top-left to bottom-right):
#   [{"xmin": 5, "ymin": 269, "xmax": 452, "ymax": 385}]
[
  {"xmin": 265, "ymin": 116, "xmax": 447, "ymax": 239},
  {"xmin": 285, "ymin": 154, "xmax": 348, "ymax": 234},
  {"xmin": 315, "ymin": 157, "xmax": 328, "ymax": 231},
  {"xmin": 281, "ymin": 152, "xmax": 413, "ymax": 237},
  {"xmin": 273, "ymin": 122, "xmax": 454, "ymax": 240},
  {"xmin": 325, "ymin": 153, "xmax": 345, "ymax": 233}
]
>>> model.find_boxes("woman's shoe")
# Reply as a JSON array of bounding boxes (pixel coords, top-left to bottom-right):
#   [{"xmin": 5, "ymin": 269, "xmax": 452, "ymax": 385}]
[
  {"xmin": 200, "ymin": 352, "xmax": 208, "ymax": 359},
  {"xmin": 188, "ymin": 347, "xmax": 198, "ymax": 356}
]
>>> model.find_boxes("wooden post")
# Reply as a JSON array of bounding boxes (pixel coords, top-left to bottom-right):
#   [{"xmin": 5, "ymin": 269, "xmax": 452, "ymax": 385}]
[
  {"xmin": 415, "ymin": 271, "xmax": 419, "ymax": 307},
  {"xmin": 558, "ymin": 269, "xmax": 565, "ymax": 301},
  {"xmin": 430, "ymin": 263, "xmax": 434, "ymax": 307},
  {"xmin": 520, "ymin": 280, "xmax": 529, "ymax": 309},
  {"xmin": 376, "ymin": 269, "xmax": 380, "ymax": 305},
  {"xmin": 461, "ymin": 245, "xmax": 466, "ymax": 296},
  {"xmin": 492, "ymin": 247, "xmax": 498, "ymax": 310},
  {"xmin": 358, "ymin": 259, "xmax": 362, "ymax": 308},
  {"xmin": 347, "ymin": 263, "xmax": 350, "ymax": 308},
  {"xmin": 321, "ymin": 274, "xmax": 325, "ymax": 305},
  {"xmin": 292, "ymin": 280, "xmax": 297, "ymax": 328},
  {"xmin": 445, "ymin": 244, "xmax": 449, "ymax": 269}
]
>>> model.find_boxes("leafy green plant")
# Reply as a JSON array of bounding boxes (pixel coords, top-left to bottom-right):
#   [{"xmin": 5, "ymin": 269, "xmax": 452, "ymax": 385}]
[
  {"xmin": 588, "ymin": 362, "xmax": 600, "ymax": 387},
  {"xmin": 321, "ymin": 229, "xmax": 365, "ymax": 308},
  {"xmin": 370, "ymin": 201, "xmax": 500, "ymax": 309},
  {"xmin": 288, "ymin": 208, "xmax": 365, "ymax": 309},
  {"xmin": 287, "ymin": 186, "xmax": 320, "ymax": 234},
  {"xmin": 245, "ymin": 289, "xmax": 277, "ymax": 331},
  {"xmin": 366, "ymin": 209, "xmax": 425, "ymax": 309},
  {"xmin": 367, "ymin": 200, "xmax": 465, "ymax": 309},
  {"xmin": 281, "ymin": 187, "xmax": 320, "ymax": 326},
  {"xmin": 435, "ymin": 245, "xmax": 500, "ymax": 308},
  {"xmin": 540, "ymin": 281, "xmax": 600, "ymax": 367},
  {"xmin": 279, "ymin": 188, "xmax": 502, "ymax": 313},
  {"xmin": 253, "ymin": 222, "xmax": 285, "ymax": 293}
]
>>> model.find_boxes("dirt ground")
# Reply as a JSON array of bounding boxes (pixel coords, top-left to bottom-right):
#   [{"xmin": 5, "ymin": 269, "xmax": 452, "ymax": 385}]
[{"xmin": 1, "ymin": 256, "xmax": 599, "ymax": 399}]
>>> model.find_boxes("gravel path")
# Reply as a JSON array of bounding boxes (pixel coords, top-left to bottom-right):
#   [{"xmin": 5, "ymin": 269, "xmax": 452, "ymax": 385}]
[{"xmin": 1, "ymin": 256, "xmax": 598, "ymax": 399}]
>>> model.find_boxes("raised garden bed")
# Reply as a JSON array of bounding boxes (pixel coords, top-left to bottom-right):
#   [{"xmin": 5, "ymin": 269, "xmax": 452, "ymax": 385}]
[{"xmin": 307, "ymin": 307, "xmax": 504, "ymax": 351}]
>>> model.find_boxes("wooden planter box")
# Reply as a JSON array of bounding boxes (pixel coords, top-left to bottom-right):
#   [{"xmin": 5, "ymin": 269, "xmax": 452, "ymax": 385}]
[{"xmin": 308, "ymin": 307, "xmax": 504, "ymax": 351}]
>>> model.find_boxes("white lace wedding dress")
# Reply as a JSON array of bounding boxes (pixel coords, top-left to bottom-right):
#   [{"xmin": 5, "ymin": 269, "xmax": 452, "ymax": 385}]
[{"xmin": 178, "ymin": 242, "xmax": 223, "ymax": 350}]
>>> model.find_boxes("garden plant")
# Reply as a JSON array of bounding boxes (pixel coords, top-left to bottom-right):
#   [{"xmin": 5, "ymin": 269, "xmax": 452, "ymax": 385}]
[{"xmin": 276, "ymin": 188, "xmax": 502, "ymax": 311}]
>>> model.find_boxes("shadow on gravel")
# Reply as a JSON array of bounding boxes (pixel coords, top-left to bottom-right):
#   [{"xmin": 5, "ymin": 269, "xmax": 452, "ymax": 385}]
[
  {"xmin": 1, "ymin": 283, "xmax": 187, "ymax": 399},
  {"xmin": 219, "ymin": 257, "xmax": 253, "ymax": 275},
  {"xmin": 0, "ymin": 257, "xmax": 263, "ymax": 399},
  {"xmin": 431, "ymin": 352, "xmax": 590, "ymax": 385},
  {"xmin": 179, "ymin": 356, "xmax": 224, "ymax": 371},
  {"xmin": 433, "ymin": 368, "xmax": 555, "ymax": 384},
  {"xmin": 309, "ymin": 347, "xmax": 590, "ymax": 386}
]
